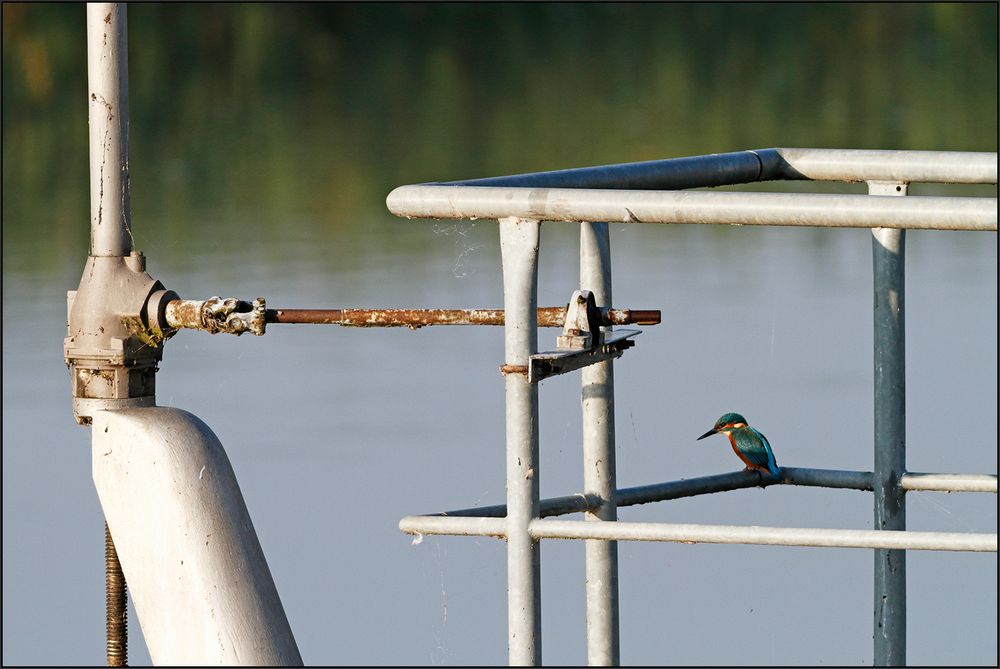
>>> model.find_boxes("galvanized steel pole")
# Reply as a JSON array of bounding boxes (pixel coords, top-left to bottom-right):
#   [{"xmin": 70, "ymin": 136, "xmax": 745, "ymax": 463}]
[
  {"xmin": 499, "ymin": 217, "xmax": 543, "ymax": 665},
  {"xmin": 579, "ymin": 222, "xmax": 620, "ymax": 666},
  {"xmin": 87, "ymin": 3, "xmax": 132, "ymax": 257},
  {"xmin": 871, "ymin": 181, "xmax": 907, "ymax": 666}
]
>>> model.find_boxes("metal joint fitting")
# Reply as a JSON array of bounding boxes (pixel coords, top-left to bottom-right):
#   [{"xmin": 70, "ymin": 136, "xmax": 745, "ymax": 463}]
[
  {"xmin": 64, "ymin": 251, "xmax": 180, "ymax": 424},
  {"xmin": 164, "ymin": 297, "xmax": 267, "ymax": 336}
]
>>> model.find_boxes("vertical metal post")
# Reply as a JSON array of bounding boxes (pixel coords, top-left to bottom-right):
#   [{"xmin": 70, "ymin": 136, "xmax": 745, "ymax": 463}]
[
  {"xmin": 870, "ymin": 181, "xmax": 907, "ymax": 666},
  {"xmin": 579, "ymin": 222, "xmax": 621, "ymax": 666},
  {"xmin": 87, "ymin": 3, "xmax": 132, "ymax": 257},
  {"xmin": 499, "ymin": 217, "xmax": 543, "ymax": 666}
]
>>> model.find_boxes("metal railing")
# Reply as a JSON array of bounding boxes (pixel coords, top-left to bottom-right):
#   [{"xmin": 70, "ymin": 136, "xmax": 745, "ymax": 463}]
[{"xmin": 386, "ymin": 148, "xmax": 998, "ymax": 666}]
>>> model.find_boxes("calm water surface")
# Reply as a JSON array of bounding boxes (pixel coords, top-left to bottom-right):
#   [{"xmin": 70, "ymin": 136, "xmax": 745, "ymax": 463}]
[
  {"xmin": 4, "ymin": 214, "xmax": 996, "ymax": 665},
  {"xmin": 3, "ymin": 4, "xmax": 997, "ymax": 665}
]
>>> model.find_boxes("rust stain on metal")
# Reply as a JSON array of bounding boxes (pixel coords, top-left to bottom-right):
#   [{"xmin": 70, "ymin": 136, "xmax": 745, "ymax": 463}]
[
  {"xmin": 606, "ymin": 309, "xmax": 661, "ymax": 325},
  {"xmin": 121, "ymin": 316, "xmax": 172, "ymax": 348},
  {"xmin": 341, "ymin": 308, "xmax": 510, "ymax": 329},
  {"xmin": 266, "ymin": 307, "xmax": 660, "ymax": 328},
  {"xmin": 536, "ymin": 308, "xmax": 566, "ymax": 327},
  {"xmin": 500, "ymin": 364, "xmax": 529, "ymax": 375},
  {"xmin": 165, "ymin": 298, "xmax": 266, "ymax": 336},
  {"xmin": 267, "ymin": 309, "xmax": 344, "ymax": 325},
  {"xmin": 165, "ymin": 300, "xmax": 206, "ymax": 330}
]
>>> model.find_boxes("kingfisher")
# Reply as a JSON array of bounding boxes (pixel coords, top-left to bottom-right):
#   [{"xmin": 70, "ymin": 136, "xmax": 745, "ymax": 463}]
[{"xmin": 697, "ymin": 412, "xmax": 780, "ymax": 477}]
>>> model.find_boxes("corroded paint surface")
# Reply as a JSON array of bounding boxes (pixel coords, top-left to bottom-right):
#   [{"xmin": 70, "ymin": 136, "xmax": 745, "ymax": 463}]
[
  {"xmin": 165, "ymin": 297, "xmax": 266, "ymax": 336},
  {"xmin": 265, "ymin": 307, "xmax": 659, "ymax": 328}
]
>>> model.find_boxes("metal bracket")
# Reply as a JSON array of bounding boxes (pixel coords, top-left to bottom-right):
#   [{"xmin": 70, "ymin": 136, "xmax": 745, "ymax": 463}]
[
  {"xmin": 556, "ymin": 290, "xmax": 603, "ymax": 349},
  {"xmin": 529, "ymin": 289, "xmax": 640, "ymax": 383},
  {"xmin": 529, "ymin": 330, "xmax": 640, "ymax": 383}
]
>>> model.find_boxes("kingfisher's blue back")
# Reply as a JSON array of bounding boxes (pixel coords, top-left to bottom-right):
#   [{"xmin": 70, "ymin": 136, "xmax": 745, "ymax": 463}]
[{"xmin": 730, "ymin": 425, "xmax": 779, "ymax": 477}]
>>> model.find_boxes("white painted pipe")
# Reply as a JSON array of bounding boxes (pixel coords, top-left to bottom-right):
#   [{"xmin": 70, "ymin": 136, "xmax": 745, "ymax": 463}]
[
  {"xmin": 774, "ymin": 148, "xmax": 997, "ymax": 184},
  {"xmin": 900, "ymin": 472, "xmax": 998, "ymax": 493},
  {"xmin": 86, "ymin": 3, "xmax": 132, "ymax": 257},
  {"xmin": 93, "ymin": 407, "xmax": 302, "ymax": 665},
  {"xmin": 530, "ymin": 519, "xmax": 997, "ymax": 552},
  {"xmin": 397, "ymin": 515, "xmax": 997, "ymax": 552}
]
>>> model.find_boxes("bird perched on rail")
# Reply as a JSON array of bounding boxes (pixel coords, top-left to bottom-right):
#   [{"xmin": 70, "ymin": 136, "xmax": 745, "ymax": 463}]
[{"xmin": 698, "ymin": 412, "xmax": 780, "ymax": 478}]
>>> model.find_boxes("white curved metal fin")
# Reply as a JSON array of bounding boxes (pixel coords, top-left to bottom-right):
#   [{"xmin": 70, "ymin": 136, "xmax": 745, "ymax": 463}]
[{"xmin": 93, "ymin": 407, "xmax": 302, "ymax": 666}]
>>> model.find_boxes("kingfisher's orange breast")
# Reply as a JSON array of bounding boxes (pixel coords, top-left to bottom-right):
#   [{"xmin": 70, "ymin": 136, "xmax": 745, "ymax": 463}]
[{"xmin": 727, "ymin": 433, "xmax": 766, "ymax": 471}]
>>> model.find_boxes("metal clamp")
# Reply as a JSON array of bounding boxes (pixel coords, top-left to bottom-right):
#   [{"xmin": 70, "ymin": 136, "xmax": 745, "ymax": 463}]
[{"xmin": 529, "ymin": 289, "xmax": 641, "ymax": 383}]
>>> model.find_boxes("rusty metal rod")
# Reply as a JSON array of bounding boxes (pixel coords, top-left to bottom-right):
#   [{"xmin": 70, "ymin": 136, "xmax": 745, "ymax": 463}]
[
  {"xmin": 264, "ymin": 307, "xmax": 660, "ymax": 328},
  {"xmin": 105, "ymin": 521, "xmax": 127, "ymax": 667}
]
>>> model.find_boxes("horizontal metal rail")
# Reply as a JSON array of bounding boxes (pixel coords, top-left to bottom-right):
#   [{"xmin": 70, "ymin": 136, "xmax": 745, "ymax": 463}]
[
  {"xmin": 616, "ymin": 467, "xmax": 869, "ymax": 506},
  {"xmin": 163, "ymin": 301, "xmax": 660, "ymax": 333},
  {"xmin": 436, "ymin": 149, "xmax": 997, "ymax": 189},
  {"xmin": 265, "ymin": 307, "xmax": 660, "ymax": 328},
  {"xmin": 530, "ymin": 520, "xmax": 997, "ymax": 552},
  {"xmin": 386, "ymin": 187, "xmax": 997, "ymax": 231},
  {"xmin": 398, "ymin": 516, "xmax": 997, "ymax": 552},
  {"xmin": 437, "ymin": 493, "xmax": 602, "ymax": 519},
  {"xmin": 900, "ymin": 472, "xmax": 998, "ymax": 493},
  {"xmin": 413, "ymin": 468, "xmax": 994, "ymax": 519},
  {"xmin": 772, "ymin": 148, "xmax": 997, "ymax": 184},
  {"xmin": 439, "ymin": 149, "xmax": 776, "ymax": 190},
  {"xmin": 403, "ymin": 515, "xmax": 508, "ymax": 539}
]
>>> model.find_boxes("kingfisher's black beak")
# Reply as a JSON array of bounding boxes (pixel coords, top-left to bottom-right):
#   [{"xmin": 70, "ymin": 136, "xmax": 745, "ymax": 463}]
[{"xmin": 697, "ymin": 428, "xmax": 717, "ymax": 441}]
